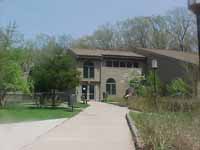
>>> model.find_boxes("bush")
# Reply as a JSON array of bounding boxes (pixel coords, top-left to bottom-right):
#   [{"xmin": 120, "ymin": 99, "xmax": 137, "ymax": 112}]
[
  {"xmin": 167, "ymin": 78, "xmax": 191, "ymax": 97},
  {"xmin": 130, "ymin": 71, "xmax": 162, "ymax": 97}
]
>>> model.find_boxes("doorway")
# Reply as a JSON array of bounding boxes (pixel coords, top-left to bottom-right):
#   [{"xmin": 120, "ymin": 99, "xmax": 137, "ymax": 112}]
[{"xmin": 82, "ymin": 84, "xmax": 95, "ymax": 100}]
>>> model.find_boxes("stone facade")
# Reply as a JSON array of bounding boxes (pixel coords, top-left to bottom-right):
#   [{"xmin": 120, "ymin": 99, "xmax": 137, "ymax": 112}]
[
  {"xmin": 75, "ymin": 59, "xmax": 144, "ymax": 101},
  {"xmin": 69, "ymin": 49, "xmax": 146, "ymax": 101},
  {"xmin": 69, "ymin": 48, "xmax": 199, "ymax": 100}
]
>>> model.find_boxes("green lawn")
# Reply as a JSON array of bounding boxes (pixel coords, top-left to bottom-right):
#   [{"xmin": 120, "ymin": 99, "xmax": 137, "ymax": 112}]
[
  {"xmin": 130, "ymin": 111, "xmax": 200, "ymax": 150},
  {"xmin": 0, "ymin": 103, "xmax": 89, "ymax": 124}
]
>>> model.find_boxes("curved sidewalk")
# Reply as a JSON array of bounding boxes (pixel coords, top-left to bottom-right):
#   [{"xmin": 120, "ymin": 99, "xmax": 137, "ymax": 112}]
[
  {"xmin": 24, "ymin": 102, "xmax": 135, "ymax": 150},
  {"xmin": 0, "ymin": 119, "xmax": 66, "ymax": 150}
]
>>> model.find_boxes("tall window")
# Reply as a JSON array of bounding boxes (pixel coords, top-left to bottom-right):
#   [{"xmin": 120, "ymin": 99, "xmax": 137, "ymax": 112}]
[
  {"xmin": 83, "ymin": 62, "xmax": 94, "ymax": 79},
  {"xmin": 106, "ymin": 78, "xmax": 116, "ymax": 95}
]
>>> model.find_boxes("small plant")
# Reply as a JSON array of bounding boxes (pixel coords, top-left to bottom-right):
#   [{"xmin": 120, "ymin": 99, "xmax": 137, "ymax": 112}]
[
  {"xmin": 129, "ymin": 71, "xmax": 162, "ymax": 97},
  {"xmin": 167, "ymin": 78, "xmax": 191, "ymax": 97}
]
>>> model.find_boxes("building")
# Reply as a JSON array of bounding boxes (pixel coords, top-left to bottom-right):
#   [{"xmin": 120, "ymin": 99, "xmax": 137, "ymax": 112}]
[
  {"xmin": 132, "ymin": 48, "xmax": 199, "ymax": 96},
  {"xmin": 69, "ymin": 49, "xmax": 146, "ymax": 101},
  {"xmin": 69, "ymin": 48, "xmax": 199, "ymax": 100},
  {"xmin": 132, "ymin": 48, "xmax": 198, "ymax": 83}
]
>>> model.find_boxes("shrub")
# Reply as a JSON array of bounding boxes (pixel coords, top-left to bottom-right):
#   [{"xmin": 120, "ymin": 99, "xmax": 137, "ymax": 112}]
[
  {"xmin": 167, "ymin": 78, "xmax": 191, "ymax": 97},
  {"xmin": 129, "ymin": 71, "xmax": 162, "ymax": 97}
]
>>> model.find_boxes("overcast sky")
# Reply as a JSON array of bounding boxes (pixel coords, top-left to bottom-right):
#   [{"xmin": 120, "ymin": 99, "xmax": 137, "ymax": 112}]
[{"xmin": 0, "ymin": 0, "xmax": 187, "ymax": 39}]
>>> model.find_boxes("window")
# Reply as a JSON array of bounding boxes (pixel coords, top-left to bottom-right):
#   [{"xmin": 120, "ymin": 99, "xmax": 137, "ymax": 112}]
[
  {"xmin": 120, "ymin": 61, "xmax": 126, "ymax": 67},
  {"xmin": 133, "ymin": 62, "xmax": 139, "ymax": 68},
  {"xmin": 106, "ymin": 61, "xmax": 113, "ymax": 67},
  {"xmin": 113, "ymin": 61, "xmax": 119, "ymax": 67},
  {"xmin": 83, "ymin": 62, "xmax": 94, "ymax": 79},
  {"xmin": 127, "ymin": 62, "xmax": 132, "ymax": 68},
  {"xmin": 106, "ymin": 78, "xmax": 116, "ymax": 95}
]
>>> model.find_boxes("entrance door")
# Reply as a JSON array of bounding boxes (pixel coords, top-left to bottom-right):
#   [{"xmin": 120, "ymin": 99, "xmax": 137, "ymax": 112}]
[
  {"xmin": 82, "ymin": 84, "xmax": 95, "ymax": 100},
  {"xmin": 82, "ymin": 85, "xmax": 88, "ymax": 99}
]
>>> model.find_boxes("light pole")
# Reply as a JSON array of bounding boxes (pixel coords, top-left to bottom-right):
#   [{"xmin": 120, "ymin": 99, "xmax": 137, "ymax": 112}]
[
  {"xmin": 152, "ymin": 59, "xmax": 159, "ymax": 110},
  {"xmin": 188, "ymin": 0, "xmax": 200, "ymax": 96},
  {"xmin": 152, "ymin": 59, "xmax": 158, "ymax": 96},
  {"xmin": 188, "ymin": 0, "xmax": 200, "ymax": 72}
]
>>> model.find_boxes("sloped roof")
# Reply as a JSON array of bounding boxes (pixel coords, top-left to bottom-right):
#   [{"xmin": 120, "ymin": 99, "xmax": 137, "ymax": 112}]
[
  {"xmin": 135, "ymin": 48, "xmax": 199, "ymax": 65},
  {"xmin": 70, "ymin": 48, "xmax": 145, "ymax": 58}
]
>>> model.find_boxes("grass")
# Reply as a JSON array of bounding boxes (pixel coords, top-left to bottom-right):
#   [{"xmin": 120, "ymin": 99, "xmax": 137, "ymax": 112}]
[
  {"xmin": 108, "ymin": 96, "xmax": 200, "ymax": 149},
  {"xmin": 130, "ymin": 111, "xmax": 200, "ymax": 150},
  {"xmin": 0, "ymin": 102, "xmax": 89, "ymax": 124}
]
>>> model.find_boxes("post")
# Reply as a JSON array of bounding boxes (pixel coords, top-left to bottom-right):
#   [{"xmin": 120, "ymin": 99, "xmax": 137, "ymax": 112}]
[
  {"xmin": 153, "ymin": 68, "xmax": 159, "ymax": 111},
  {"xmin": 197, "ymin": 14, "xmax": 200, "ymax": 74},
  {"xmin": 195, "ymin": 13, "xmax": 200, "ymax": 97},
  {"xmin": 153, "ymin": 68, "xmax": 157, "ymax": 95}
]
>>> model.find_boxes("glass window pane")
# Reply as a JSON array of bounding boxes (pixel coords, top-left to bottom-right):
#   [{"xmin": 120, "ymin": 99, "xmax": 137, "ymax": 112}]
[
  {"xmin": 127, "ymin": 62, "xmax": 132, "ymax": 68},
  {"xmin": 89, "ymin": 85, "xmax": 95, "ymax": 99},
  {"xmin": 89, "ymin": 67, "xmax": 94, "ymax": 78},
  {"xmin": 106, "ymin": 84, "xmax": 111, "ymax": 95},
  {"xmin": 106, "ymin": 61, "xmax": 112, "ymax": 67},
  {"xmin": 113, "ymin": 61, "xmax": 119, "ymax": 67},
  {"xmin": 133, "ymin": 62, "xmax": 139, "ymax": 68},
  {"xmin": 112, "ymin": 84, "xmax": 116, "ymax": 95},
  {"xmin": 120, "ymin": 62, "xmax": 126, "ymax": 67},
  {"xmin": 83, "ymin": 67, "xmax": 88, "ymax": 78}
]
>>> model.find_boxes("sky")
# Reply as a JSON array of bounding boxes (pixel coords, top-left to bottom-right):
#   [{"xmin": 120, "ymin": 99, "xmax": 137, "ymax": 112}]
[{"xmin": 0, "ymin": 0, "xmax": 187, "ymax": 39}]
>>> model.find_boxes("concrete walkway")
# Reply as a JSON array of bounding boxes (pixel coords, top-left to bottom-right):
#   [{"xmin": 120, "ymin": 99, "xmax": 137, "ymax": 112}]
[
  {"xmin": 0, "ymin": 119, "xmax": 66, "ymax": 150},
  {"xmin": 24, "ymin": 102, "xmax": 135, "ymax": 150}
]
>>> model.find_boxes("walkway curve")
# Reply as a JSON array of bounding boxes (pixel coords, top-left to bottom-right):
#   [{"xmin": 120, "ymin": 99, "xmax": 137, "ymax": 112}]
[
  {"xmin": 24, "ymin": 102, "xmax": 135, "ymax": 150},
  {"xmin": 0, "ymin": 119, "xmax": 66, "ymax": 150}
]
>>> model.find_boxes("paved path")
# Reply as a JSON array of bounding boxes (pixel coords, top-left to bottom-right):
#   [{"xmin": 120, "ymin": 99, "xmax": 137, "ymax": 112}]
[
  {"xmin": 0, "ymin": 119, "xmax": 66, "ymax": 150},
  {"xmin": 24, "ymin": 102, "xmax": 135, "ymax": 150}
]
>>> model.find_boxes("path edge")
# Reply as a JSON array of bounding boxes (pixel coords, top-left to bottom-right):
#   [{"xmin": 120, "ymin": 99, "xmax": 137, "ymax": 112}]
[{"xmin": 126, "ymin": 112, "xmax": 145, "ymax": 150}]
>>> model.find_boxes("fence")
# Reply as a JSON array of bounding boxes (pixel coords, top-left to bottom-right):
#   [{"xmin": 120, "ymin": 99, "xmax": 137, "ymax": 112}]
[{"xmin": 4, "ymin": 92, "xmax": 76, "ymax": 107}]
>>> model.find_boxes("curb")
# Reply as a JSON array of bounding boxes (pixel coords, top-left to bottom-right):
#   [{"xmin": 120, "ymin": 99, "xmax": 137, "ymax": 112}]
[{"xmin": 126, "ymin": 113, "xmax": 145, "ymax": 150}]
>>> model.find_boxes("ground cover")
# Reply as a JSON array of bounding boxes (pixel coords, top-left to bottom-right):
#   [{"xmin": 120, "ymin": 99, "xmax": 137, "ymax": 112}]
[{"xmin": 0, "ymin": 103, "xmax": 89, "ymax": 123}]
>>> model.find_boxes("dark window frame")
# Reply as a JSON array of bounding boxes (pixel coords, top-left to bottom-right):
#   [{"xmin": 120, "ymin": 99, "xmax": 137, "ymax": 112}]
[
  {"xmin": 106, "ymin": 61, "xmax": 113, "ymax": 67},
  {"xmin": 106, "ymin": 78, "xmax": 116, "ymax": 95},
  {"xmin": 113, "ymin": 61, "xmax": 119, "ymax": 67},
  {"xmin": 127, "ymin": 62, "xmax": 132, "ymax": 68},
  {"xmin": 83, "ymin": 62, "xmax": 95, "ymax": 79},
  {"xmin": 133, "ymin": 62, "xmax": 139, "ymax": 68},
  {"xmin": 120, "ymin": 61, "xmax": 126, "ymax": 68}
]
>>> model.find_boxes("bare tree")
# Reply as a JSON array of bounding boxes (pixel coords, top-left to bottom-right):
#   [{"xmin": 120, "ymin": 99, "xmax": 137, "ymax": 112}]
[{"xmin": 166, "ymin": 8, "xmax": 194, "ymax": 51}]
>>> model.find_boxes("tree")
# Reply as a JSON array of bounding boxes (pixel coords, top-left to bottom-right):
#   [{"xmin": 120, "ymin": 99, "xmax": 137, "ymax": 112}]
[
  {"xmin": 31, "ymin": 42, "xmax": 80, "ymax": 107},
  {"xmin": 0, "ymin": 50, "xmax": 30, "ymax": 107},
  {"xmin": 148, "ymin": 16, "xmax": 170, "ymax": 49},
  {"xmin": 0, "ymin": 23, "xmax": 31, "ymax": 108},
  {"xmin": 0, "ymin": 22, "xmax": 24, "ymax": 49},
  {"xmin": 165, "ymin": 8, "xmax": 194, "ymax": 51},
  {"xmin": 72, "ymin": 24, "xmax": 116, "ymax": 49}
]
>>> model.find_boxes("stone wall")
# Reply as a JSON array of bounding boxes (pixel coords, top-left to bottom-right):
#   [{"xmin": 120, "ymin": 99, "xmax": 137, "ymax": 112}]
[
  {"xmin": 100, "ymin": 67, "xmax": 143, "ymax": 99},
  {"xmin": 76, "ymin": 58, "xmax": 145, "ymax": 101}
]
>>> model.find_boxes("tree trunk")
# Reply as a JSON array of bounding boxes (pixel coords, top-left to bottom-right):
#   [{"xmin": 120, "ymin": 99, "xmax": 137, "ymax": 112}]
[
  {"xmin": 0, "ymin": 91, "xmax": 7, "ymax": 108},
  {"xmin": 52, "ymin": 89, "xmax": 56, "ymax": 108}
]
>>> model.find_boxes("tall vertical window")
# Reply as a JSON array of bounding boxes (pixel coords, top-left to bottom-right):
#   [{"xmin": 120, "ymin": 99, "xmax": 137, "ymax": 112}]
[
  {"xmin": 106, "ymin": 78, "xmax": 116, "ymax": 95},
  {"xmin": 83, "ymin": 62, "xmax": 94, "ymax": 79}
]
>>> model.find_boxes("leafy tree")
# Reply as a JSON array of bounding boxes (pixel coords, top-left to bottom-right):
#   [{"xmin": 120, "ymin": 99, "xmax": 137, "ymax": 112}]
[
  {"xmin": 0, "ymin": 23, "xmax": 31, "ymax": 108},
  {"xmin": 31, "ymin": 43, "xmax": 80, "ymax": 107},
  {"xmin": 0, "ymin": 50, "xmax": 30, "ymax": 107}
]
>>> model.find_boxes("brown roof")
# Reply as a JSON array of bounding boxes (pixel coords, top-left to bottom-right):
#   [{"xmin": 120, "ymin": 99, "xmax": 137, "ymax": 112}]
[
  {"xmin": 135, "ymin": 48, "xmax": 199, "ymax": 65},
  {"xmin": 70, "ymin": 48, "xmax": 145, "ymax": 58}
]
